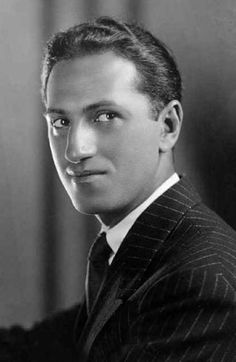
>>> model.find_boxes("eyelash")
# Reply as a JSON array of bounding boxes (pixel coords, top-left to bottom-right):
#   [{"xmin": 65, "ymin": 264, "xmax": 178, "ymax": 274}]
[
  {"xmin": 51, "ymin": 111, "xmax": 119, "ymax": 129},
  {"xmin": 94, "ymin": 111, "xmax": 118, "ymax": 123},
  {"xmin": 51, "ymin": 118, "xmax": 70, "ymax": 129}
]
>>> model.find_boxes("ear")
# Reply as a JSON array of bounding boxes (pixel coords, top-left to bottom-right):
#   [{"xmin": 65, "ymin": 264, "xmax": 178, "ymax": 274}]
[{"xmin": 157, "ymin": 100, "xmax": 183, "ymax": 152}]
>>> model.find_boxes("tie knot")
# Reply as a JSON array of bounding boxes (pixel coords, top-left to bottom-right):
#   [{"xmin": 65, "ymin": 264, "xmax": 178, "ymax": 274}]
[{"xmin": 88, "ymin": 232, "xmax": 112, "ymax": 266}]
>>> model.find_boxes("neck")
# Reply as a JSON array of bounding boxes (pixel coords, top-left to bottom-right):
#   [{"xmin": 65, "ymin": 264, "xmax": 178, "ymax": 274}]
[{"xmin": 98, "ymin": 162, "xmax": 176, "ymax": 228}]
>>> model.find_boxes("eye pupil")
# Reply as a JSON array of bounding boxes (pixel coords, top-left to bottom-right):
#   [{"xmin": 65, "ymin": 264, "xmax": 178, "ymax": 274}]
[
  {"xmin": 96, "ymin": 112, "xmax": 116, "ymax": 122},
  {"xmin": 51, "ymin": 118, "xmax": 69, "ymax": 129}
]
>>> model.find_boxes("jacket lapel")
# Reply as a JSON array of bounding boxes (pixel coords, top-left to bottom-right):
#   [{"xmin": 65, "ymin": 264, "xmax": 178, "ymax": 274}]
[
  {"xmin": 112, "ymin": 176, "xmax": 200, "ymax": 299},
  {"xmin": 75, "ymin": 177, "xmax": 200, "ymax": 358}
]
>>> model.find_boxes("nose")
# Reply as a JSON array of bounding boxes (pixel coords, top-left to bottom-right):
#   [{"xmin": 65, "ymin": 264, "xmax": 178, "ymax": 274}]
[{"xmin": 65, "ymin": 122, "xmax": 97, "ymax": 163}]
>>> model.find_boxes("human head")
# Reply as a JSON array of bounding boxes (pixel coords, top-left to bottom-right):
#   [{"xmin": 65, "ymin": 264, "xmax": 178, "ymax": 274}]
[
  {"xmin": 42, "ymin": 16, "xmax": 182, "ymax": 115},
  {"xmin": 43, "ymin": 17, "xmax": 183, "ymax": 227}
]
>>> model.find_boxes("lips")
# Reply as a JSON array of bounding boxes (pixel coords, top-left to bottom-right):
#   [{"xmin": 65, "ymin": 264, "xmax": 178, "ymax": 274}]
[{"xmin": 66, "ymin": 167, "xmax": 106, "ymax": 182}]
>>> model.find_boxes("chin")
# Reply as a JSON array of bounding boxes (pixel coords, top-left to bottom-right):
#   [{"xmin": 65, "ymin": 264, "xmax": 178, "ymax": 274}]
[{"xmin": 70, "ymin": 197, "xmax": 104, "ymax": 216}]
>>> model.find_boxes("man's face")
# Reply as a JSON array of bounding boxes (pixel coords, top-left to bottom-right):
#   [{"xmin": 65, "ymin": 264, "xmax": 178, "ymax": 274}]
[{"xmin": 45, "ymin": 51, "xmax": 166, "ymax": 226}]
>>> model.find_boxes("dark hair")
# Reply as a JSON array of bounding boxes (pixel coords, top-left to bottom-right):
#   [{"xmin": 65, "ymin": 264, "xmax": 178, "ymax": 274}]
[{"xmin": 41, "ymin": 16, "xmax": 182, "ymax": 113}]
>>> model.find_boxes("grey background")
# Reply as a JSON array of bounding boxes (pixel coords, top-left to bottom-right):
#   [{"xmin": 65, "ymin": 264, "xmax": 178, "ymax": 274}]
[{"xmin": 0, "ymin": 0, "xmax": 235, "ymax": 326}]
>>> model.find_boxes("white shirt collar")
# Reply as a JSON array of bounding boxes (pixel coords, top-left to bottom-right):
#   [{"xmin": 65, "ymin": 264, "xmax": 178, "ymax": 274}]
[{"xmin": 99, "ymin": 173, "xmax": 179, "ymax": 263}]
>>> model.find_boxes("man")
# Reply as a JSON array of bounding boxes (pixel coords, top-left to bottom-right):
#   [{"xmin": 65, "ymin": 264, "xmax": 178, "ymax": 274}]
[{"xmin": 1, "ymin": 16, "xmax": 236, "ymax": 361}]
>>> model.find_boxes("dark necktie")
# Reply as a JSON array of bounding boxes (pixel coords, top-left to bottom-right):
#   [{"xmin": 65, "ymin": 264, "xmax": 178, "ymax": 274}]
[{"xmin": 85, "ymin": 232, "xmax": 112, "ymax": 314}]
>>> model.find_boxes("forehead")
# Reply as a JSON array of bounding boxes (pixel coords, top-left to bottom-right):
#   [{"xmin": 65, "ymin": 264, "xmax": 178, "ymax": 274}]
[{"xmin": 46, "ymin": 52, "xmax": 142, "ymax": 110}]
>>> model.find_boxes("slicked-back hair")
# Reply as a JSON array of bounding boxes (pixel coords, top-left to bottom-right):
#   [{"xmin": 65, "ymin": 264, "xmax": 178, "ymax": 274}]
[{"xmin": 41, "ymin": 16, "xmax": 182, "ymax": 114}]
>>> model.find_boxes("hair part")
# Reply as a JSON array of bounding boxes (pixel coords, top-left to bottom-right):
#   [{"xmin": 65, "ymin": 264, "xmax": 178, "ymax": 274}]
[{"xmin": 41, "ymin": 16, "xmax": 182, "ymax": 115}]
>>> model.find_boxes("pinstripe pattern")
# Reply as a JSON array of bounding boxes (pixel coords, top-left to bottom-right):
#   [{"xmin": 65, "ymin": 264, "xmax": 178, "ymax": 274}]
[{"xmin": 76, "ymin": 177, "xmax": 236, "ymax": 361}]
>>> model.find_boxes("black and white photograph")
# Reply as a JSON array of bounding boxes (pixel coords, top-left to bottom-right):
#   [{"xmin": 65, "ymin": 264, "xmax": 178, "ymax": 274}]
[{"xmin": 0, "ymin": 1, "xmax": 236, "ymax": 360}]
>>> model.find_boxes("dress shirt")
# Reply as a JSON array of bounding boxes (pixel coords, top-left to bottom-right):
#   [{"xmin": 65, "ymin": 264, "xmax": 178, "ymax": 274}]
[{"xmin": 99, "ymin": 173, "xmax": 180, "ymax": 264}]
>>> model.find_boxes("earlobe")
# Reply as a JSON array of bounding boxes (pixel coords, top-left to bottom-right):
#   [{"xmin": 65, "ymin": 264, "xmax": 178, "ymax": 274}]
[{"xmin": 159, "ymin": 100, "xmax": 183, "ymax": 152}]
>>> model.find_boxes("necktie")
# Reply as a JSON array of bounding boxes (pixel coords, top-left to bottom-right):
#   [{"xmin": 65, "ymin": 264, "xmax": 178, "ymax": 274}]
[{"xmin": 85, "ymin": 232, "xmax": 112, "ymax": 314}]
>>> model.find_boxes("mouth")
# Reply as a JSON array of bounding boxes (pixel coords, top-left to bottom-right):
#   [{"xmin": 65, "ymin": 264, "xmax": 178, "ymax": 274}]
[{"xmin": 66, "ymin": 169, "xmax": 106, "ymax": 184}]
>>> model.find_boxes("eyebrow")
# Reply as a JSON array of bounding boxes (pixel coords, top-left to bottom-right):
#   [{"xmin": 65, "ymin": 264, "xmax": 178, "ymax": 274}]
[
  {"xmin": 44, "ymin": 100, "xmax": 121, "ymax": 117},
  {"xmin": 44, "ymin": 108, "xmax": 67, "ymax": 116}
]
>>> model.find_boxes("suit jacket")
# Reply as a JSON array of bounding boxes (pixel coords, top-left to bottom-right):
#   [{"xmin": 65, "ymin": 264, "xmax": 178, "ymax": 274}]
[{"xmin": 1, "ymin": 177, "xmax": 236, "ymax": 361}]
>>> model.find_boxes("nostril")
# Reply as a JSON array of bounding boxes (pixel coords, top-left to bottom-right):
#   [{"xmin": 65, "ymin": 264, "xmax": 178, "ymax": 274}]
[
  {"xmin": 65, "ymin": 143, "xmax": 81, "ymax": 163},
  {"xmin": 65, "ymin": 143, "xmax": 96, "ymax": 163}
]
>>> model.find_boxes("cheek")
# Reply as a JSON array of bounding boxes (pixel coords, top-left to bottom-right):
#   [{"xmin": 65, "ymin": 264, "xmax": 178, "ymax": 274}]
[
  {"xmin": 115, "ymin": 130, "xmax": 159, "ymax": 165},
  {"xmin": 48, "ymin": 135, "xmax": 66, "ymax": 169},
  {"xmin": 110, "ymin": 140, "xmax": 156, "ymax": 181}
]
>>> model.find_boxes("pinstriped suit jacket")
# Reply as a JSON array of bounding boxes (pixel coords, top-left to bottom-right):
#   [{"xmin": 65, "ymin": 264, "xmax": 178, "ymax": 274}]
[
  {"xmin": 74, "ymin": 176, "xmax": 236, "ymax": 361},
  {"xmin": 0, "ymin": 177, "xmax": 236, "ymax": 361}
]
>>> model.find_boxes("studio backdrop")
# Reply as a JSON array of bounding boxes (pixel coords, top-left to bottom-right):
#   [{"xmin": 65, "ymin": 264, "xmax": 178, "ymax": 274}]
[{"xmin": 0, "ymin": 0, "xmax": 235, "ymax": 327}]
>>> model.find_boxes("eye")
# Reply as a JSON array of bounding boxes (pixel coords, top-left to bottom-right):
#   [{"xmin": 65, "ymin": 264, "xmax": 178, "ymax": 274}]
[
  {"xmin": 51, "ymin": 118, "xmax": 70, "ymax": 129},
  {"xmin": 94, "ymin": 112, "xmax": 117, "ymax": 123}
]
